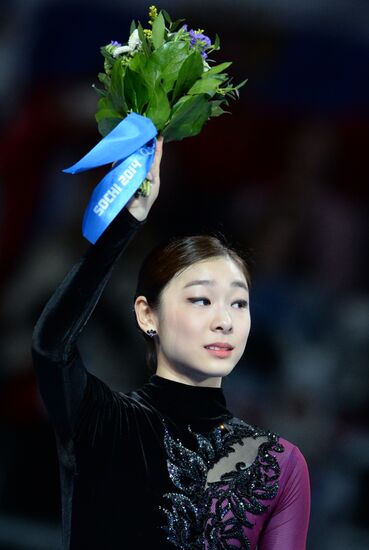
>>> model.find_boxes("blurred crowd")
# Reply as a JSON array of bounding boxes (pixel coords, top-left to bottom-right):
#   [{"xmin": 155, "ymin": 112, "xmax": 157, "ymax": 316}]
[{"xmin": 0, "ymin": 1, "xmax": 368, "ymax": 549}]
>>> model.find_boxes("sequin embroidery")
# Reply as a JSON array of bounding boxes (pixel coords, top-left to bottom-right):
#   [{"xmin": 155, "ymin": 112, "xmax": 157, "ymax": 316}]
[{"xmin": 159, "ymin": 417, "xmax": 284, "ymax": 549}]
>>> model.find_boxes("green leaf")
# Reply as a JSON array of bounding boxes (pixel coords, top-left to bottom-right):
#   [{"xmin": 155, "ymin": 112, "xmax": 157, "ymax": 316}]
[
  {"xmin": 129, "ymin": 52, "xmax": 147, "ymax": 73},
  {"xmin": 161, "ymin": 9, "xmax": 172, "ymax": 25},
  {"xmin": 168, "ymin": 95, "xmax": 189, "ymax": 112},
  {"xmin": 100, "ymin": 50, "xmax": 115, "ymax": 76},
  {"xmin": 210, "ymin": 100, "xmax": 230, "ymax": 117},
  {"xmin": 170, "ymin": 18, "xmax": 186, "ymax": 32},
  {"xmin": 97, "ymin": 116, "xmax": 123, "ymax": 137},
  {"xmin": 95, "ymin": 96, "xmax": 123, "ymax": 136},
  {"xmin": 150, "ymin": 40, "xmax": 189, "ymax": 69},
  {"xmin": 95, "ymin": 107, "xmax": 121, "ymax": 123},
  {"xmin": 92, "ymin": 84, "xmax": 106, "ymax": 98},
  {"xmin": 145, "ymin": 84, "xmax": 170, "ymax": 130},
  {"xmin": 96, "ymin": 96, "xmax": 113, "ymax": 111},
  {"xmin": 97, "ymin": 72, "xmax": 111, "ymax": 89},
  {"xmin": 149, "ymin": 41, "xmax": 189, "ymax": 93},
  {"xmin": 100, "ymin": 46, "xmax": 115, "ymax": 63},
  {"xmin": 213, "ymin": 33, "xmax": 220, "ymax": 50},
  {"xmin": 234, "ymin": 78, "xmax": 248, "ymax": 90},
  {"xmin": 187, "ymin": 77, "xmax": 220, "ymax": 96},
  {"xmin": 142, "ymin": 62, "xmax": 161, "ymax": 89},
  {"xmin": 124, "ymin": 66, "xmax": 149, "ymax": 112},
  {"xmin": 130, "ymin": 19, "xmax": 136, "ymax": 35},
  {"xmin": 137, "ymin": 23, "xmax": 151, "ymax": 56},
  {"xmin": 172, "ymin": 50, "xmax": 204, "ymax": 103},
  {"xmin": 161, "ymin": 94, "xmax": 211, "ymax": 142},
  {"xmin": 110, "ymin": 60, "xmax": 128, "ymax": 113},
  {"xmin": 203, "ymin": 61, "xmax": 232, "ymax": 76},
  {"xmin": 129, "ymin": 50, "xmax": 160, "ymax": 89},
  {"xmin": 152, "ymin": 12, "xmax": 165, "ymax": 49}
]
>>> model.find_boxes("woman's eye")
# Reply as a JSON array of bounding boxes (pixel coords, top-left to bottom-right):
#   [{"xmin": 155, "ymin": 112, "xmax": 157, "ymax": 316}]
[
  {"xmin": 188, "ymin": 297, "xmax": 210, "ymax": 306},
  {"xmin": 188, "ymin": 298, "xmax": 248, "ymax": 308},
  {"xmin": 233, "ymin": 300, "xmax": 248, "ymax": 309}
]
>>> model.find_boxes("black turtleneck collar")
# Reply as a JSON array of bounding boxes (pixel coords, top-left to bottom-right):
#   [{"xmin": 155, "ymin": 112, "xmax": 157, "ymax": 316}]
[{"xmin": 134, "ymin": 374, "xmax": 233, "ymax": 427}]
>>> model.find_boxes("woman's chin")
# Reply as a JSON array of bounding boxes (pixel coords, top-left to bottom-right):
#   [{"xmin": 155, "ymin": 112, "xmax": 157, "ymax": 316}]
[{"xmin": 188, "ymin": 361, "xmax": 237, "ymax": 381}]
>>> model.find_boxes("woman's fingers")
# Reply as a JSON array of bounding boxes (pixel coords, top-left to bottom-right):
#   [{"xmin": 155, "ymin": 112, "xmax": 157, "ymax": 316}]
[
  {"xmin": 147, "ymin": 136, "xmax": 163, "ymax": 183},
  {"xmin": 126, "ymin": 137, "xmax": 163, "ymax": 221},
  {"xmin": 152, "ymin": 136, "xmax": 164, "ymax": 172}
]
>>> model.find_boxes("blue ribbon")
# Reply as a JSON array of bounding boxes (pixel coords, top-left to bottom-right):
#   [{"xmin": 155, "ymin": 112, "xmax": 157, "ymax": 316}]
[{"xmin": 63, "ymin": 112, "xmax": 157, "ymax": 244}]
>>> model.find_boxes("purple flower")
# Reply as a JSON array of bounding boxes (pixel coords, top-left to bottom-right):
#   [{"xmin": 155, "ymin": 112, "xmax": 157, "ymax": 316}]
[
  {"xmin": 182, "ymin": 24, "xmax": 211, "ymax": 58},
  {"xmin": 187, "ymin": 29, "xmax": 211, "ymax": 59},
  {"xmin": 110, "ymin": 40, "xmax": 122, "ymax": 47},
  {"xmin": 189, "ymin": 30, "xmax": 211, "ymax": 48}
]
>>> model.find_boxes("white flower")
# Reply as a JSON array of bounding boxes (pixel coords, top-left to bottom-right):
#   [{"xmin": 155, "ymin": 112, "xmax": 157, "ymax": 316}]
[
  {"xmin": 112, "ymin": 45, "xmax": 131, "ymax": 57},
  {"xmin": 128, "ymin": 29, "xmax": 141, "ymax": 50},
  {"xmin": 203, "ymin": 59, "xmax": 211, "ymax": 71},
  {"xmin": 112, "ymin": 29, "xmax": 142, "ymax": 58}
]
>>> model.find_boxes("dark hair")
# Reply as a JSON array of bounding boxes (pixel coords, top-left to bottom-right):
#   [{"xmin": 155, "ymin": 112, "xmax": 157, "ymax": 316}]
[{"xmin": 133, "ymin": 233, "xmax": 251, "ymax": 373}]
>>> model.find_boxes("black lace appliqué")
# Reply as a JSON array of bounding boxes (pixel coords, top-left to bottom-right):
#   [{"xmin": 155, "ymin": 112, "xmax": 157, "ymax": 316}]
[{"xmin": 158, "ymin": 417, "xmax": 284, "ymax": 550}]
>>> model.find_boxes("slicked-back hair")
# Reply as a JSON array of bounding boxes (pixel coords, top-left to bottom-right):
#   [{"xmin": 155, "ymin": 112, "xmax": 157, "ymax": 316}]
[{"xmin": 133, "ymin": 233, "xmax": 251, "ymax": 372}]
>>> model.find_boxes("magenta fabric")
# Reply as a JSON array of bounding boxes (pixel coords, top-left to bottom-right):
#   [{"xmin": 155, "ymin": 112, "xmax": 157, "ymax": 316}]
[
  {"xmin": 201, "ymin": 438, "xmax": 310, "ymax": 549},
  {"xmin": 252, "ymin": 439, "xmax": 310, "ymax": 549}
]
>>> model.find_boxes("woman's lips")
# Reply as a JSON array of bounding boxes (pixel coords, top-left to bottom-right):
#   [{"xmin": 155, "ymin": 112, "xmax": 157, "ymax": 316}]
[{"xmin": 204, "ymin": 347, "xmax": 233, "ymax": 358}]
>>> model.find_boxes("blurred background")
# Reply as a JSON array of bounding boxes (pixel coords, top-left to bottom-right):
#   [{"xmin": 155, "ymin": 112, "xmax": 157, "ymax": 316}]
[{"xmin": 0, "ymin": 0, "xmax": 368, "ymax": 548}]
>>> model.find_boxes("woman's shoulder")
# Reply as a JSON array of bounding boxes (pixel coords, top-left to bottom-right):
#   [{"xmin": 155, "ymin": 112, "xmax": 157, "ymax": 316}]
[
  {"xmin": 277, "ymin": 435, "xmax": 308, "ymax": 462},
  {"xmin": 230, "ymin": 416, "xmax": 309, "ymax": 472},
  {"xmin": 229, "ymin": 419, "xmax": 311, "ymax": 533},
  {"xmin": 267, "ymin": 431, "xmax": 310, "ymax": 490}
]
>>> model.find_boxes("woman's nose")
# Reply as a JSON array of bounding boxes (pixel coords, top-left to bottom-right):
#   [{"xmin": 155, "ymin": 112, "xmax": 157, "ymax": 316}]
[{"xmin": 211, "ymin": 308, "xmax": 233, "ymax": 332}]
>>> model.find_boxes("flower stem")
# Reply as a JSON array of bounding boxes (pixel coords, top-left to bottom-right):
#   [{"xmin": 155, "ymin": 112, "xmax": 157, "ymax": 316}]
[{"xmin": 134, "ymin": 178, "xmax": 152, "ymax": 197}]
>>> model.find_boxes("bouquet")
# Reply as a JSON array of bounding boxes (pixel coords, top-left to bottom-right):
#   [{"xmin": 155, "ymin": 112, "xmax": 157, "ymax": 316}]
[
  {"xmin": 96, "ymin": 6, "xmax": 245, "ymax": 139},
  {"xmin": 64, "ymin": 6, "xmax": 246, "ymax": 243}
]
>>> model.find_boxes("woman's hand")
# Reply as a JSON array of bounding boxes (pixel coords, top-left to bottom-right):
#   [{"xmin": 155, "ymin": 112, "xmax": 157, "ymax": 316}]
[{"xmin": 126, "ymin": 136, "xmax": 164, "ymax": 222}]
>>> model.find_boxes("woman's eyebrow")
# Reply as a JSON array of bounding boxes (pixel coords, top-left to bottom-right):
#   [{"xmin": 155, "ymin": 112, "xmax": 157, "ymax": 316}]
[{"xmin": 183, "ymin": 279, "xmax": 248, "ymax": 291}]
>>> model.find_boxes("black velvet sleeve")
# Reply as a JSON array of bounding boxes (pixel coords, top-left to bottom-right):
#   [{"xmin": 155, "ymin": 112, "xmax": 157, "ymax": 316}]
[{"xmin": 31, "ymin": 208, "xmax": 146, "ymax": 440}]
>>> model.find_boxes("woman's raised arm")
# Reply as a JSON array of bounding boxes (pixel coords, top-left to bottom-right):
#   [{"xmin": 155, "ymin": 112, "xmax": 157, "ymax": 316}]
[{"xmin": 31, "ymin": 137, "xmax": 163, "ymax": 440}]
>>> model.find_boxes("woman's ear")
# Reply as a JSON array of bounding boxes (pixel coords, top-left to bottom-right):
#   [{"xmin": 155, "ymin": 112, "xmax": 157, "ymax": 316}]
[{"xmin": 134, "ymin": 296, "xmax": 158, "ymax": 333}]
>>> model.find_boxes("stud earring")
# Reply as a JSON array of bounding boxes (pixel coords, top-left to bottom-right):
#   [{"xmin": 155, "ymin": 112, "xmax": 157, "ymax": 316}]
[{"xmin": 146, "ymin": 329, "xmax": 157, "ymax": 337}]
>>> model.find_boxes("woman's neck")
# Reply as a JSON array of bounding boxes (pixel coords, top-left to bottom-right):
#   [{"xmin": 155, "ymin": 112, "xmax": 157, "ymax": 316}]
[
  {"xmin": 155, "ymin": 364, "xmax": 222, "ymax": 388},
  {"xmin": 136, "ymin": 373, "xmax": 232, "ymax": 427}
]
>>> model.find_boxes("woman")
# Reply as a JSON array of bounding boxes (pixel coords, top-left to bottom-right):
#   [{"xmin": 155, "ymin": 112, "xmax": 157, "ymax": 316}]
[{"xmin": 32, "ymin": 137, "xmax": 310, "ymax": 549}]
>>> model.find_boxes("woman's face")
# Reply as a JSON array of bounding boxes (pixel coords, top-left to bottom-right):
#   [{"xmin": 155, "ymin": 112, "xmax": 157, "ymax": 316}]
[{"xmin": 154, "ymin": 256, "xmax": 251, "ymax": 387}]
